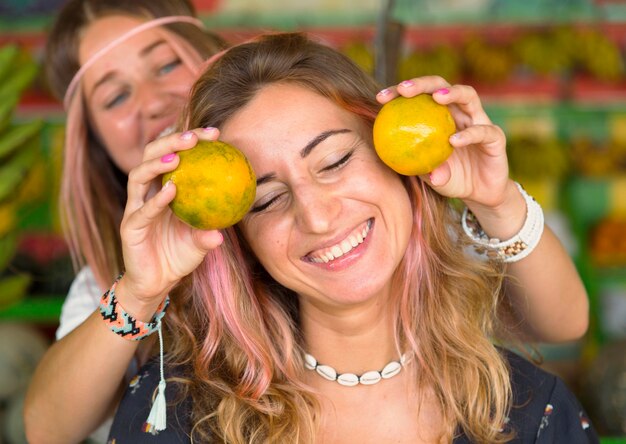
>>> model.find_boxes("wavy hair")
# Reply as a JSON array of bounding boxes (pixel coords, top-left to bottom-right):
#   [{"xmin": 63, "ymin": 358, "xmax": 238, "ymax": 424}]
[
  {"xmin": 167, "ymin": 32, "xmax": 513, "ymax": 443},
  {"xmin": 46, "ymin": 0, "xmax": 227, "ymax": 290}
]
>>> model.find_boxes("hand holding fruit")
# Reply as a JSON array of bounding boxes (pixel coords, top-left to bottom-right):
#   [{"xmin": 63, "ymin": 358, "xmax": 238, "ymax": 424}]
[
  {"xmin": 376, "ymin": 76, "xmax": 510, "ymax": 210},
  {"xmin": 118, "ymin": 129, "xmax": 231, "ymax": 311}
]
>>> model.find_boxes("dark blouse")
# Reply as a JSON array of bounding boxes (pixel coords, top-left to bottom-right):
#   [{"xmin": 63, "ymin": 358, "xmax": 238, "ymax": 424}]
[{"xmin": 108, "ymin": 349, "xmax": 599, "ymax": 443}]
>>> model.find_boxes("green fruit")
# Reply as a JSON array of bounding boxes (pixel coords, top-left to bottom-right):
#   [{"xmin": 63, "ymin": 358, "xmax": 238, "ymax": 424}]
[{"xmin": 162, "ymin": 140, "xmax": 256, "ymax": 230}]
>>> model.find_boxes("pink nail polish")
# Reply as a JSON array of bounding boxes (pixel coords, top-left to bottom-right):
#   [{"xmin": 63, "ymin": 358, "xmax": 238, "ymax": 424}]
[
  {"xmin": 180, "ymin": 131, "xmax": 193, "ymax": 140},
  {"xmin": 435, "ymin": 88, "xmax": 449, "ymax": 95},
  {"xmin": 203, "ymin": 126, "xmax": 216, "ymax": 132},
  {"xmin": 399, "ymin": 80, "xmax": 414, "ymax": 87},
  {"xmin": 161, "ymin": 153, "xmax": 176, "ymax": 163},
  {"xmin": 377, "ymin": 88, "xmax": 391, "ymax": 96}
]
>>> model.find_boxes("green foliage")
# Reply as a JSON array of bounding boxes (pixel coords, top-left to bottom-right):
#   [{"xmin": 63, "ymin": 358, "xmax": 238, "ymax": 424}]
[{"xmin": 0, "ymin": 43, "xmax": 42, "ymax": 307}]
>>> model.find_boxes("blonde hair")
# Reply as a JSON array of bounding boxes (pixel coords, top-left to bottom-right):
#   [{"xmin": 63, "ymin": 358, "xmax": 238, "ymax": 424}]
[{"xmin": 165, "ymin": 32, "xmax": 514, "ymax": 442}]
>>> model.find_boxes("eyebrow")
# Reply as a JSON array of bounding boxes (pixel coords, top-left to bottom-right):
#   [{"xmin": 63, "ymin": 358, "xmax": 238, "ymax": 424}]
[
  {"xmin": 89, "ymin": 39, "xmax": 168, "ymax": 98},
  {"xmin": 300, "ymin": 128, "xmax": 352, "ymax": 158},
  {"xmin": 255, "ymin": 128, "xmax": 353, "ymax": 186}
]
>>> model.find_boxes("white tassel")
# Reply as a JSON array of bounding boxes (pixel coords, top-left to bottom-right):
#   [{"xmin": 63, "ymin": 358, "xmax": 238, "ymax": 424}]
[
  {"xmin": 146, "ymin": 379, "xmax": 167, "ymax": 433},
  {"xmin": 145, "ymin": 320, "xmax": 167, "ymax": 433}
]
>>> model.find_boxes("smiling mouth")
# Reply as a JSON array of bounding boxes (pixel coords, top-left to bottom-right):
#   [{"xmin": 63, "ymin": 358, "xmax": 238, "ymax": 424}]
[{"xmin": 304, "ymin": 219, "xmax": 372, "ymax": 264}]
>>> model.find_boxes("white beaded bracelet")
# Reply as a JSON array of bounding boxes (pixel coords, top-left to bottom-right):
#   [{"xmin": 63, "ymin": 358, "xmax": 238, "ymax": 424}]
[{"xmin": 461, "ymin": 182, "xmax": 544, "ymax": 263}]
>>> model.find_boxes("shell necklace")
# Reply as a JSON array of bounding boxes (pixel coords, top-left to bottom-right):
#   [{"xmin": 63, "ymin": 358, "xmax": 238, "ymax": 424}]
[{"xmin": 304, "ymin": 352, "xmax": 411, "ymax": 387}]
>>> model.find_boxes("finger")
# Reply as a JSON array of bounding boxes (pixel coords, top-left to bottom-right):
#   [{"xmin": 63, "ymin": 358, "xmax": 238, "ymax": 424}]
[
  {"xmin": 395, "ymin": 75, "xmax": 451, "ymax": 97},
  {"xmin": 126, "ymin": 154, "xmax": 181, "ymax": 212},
  {"xmin": 427, "ymin": 161, "xmax": 452, "ymax": 187},
  {"xmin": 195, "ymin": 126, "xmax": 221, "ymax": 142},
  {"xmin": 376, "ymin": 86, "xmax": 399, "ymax": 104},
  {"xmin": 450, "ymin": 124, "xmax": 506, "ymax": 153},
  {"xmin": 143, "ymin": 130, "xmax": 198, "ymax": 162},
  {"xmin": 192, "ymin": 229, "xmax": 225, "ymax": 252},
  {"xmin": 434, "ymin": 84, "xmax": 491, "ymax": 126},
  {"xmin": 127, "ymin": 180, "xmax": 177, "ymax": 230},
  {"xmin": 376, "ymin": 75, "xmax": 451, "ymax": 104}
]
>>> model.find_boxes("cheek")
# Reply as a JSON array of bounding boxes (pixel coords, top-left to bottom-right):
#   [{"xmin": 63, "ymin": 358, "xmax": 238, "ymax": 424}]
[
  {"xmin": 90, "ymin": 113, "xmax": 140, "ymax": 173},
  {"xmin": 241, "ymin": 220, "xmax": 289, "ymax": 270}
]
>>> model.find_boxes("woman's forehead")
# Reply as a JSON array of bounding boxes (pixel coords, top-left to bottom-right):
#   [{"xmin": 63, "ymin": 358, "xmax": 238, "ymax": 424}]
[{"xmin": 78, "ymin": 15, "xmax": 158, "ymax": 66}]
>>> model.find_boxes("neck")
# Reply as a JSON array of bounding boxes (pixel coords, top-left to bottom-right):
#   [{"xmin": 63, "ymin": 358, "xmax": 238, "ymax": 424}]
[{"xmin": 300, "ymin": 297, "xmax": 399, "ymax": 374}]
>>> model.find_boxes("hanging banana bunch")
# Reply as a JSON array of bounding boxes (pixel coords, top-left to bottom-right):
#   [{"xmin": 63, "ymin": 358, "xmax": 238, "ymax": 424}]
[{"xmin": 0, "ymin": 43, "xmax": 43, "ymax": 309}]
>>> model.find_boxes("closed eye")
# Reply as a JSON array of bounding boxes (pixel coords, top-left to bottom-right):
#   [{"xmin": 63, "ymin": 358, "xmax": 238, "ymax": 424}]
[
  {"xmin": 250, "ymin": 192, "xmax": 286, "ymax": 213},
  {"xmin": 320, "ymin": 150, "xmax": 353, "ymax": 173}
]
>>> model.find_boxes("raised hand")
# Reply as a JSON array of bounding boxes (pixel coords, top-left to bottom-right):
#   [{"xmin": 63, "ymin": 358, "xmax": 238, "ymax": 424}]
[
  {"xmin": 376, "ymin": 76, "xmax": 510, "ymax": 210},
  {"xmin": 116, "ymin": 128, "xmax": 224, "ymax": 316}
]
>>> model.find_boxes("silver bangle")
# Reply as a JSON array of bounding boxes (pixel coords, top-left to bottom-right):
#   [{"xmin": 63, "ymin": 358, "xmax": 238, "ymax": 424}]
[{"xmin": 461, "ymin": 182, "xmax": 544, "ymax": 263}]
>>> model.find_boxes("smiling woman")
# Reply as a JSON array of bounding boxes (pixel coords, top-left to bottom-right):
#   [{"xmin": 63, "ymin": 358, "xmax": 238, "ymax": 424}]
[
  {"xmin": 106, "ymin": 32, "xmax": 598, "ymax": 443},
  {"xmin": 221, "ymin": 83, "xmax": 413, "ymax": 296}
]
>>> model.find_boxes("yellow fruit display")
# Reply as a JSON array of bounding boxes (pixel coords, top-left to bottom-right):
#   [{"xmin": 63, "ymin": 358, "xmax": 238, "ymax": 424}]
[
  {"xmin": 162, "ymin": 140, "xmax": 256, "ymax": 230},
  {"xmin": 373, "ymin": 94, "xmax": 456, "ymax": 176}
]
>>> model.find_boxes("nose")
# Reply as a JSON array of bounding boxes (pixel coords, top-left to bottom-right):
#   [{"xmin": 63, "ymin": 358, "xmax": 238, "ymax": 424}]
[
  {"xmin": 293, "ymin": 183, "xmax": 341, "ymax": 234},
  {"xmin": 135, "ymin": 80, "xmax": 174, "ymax": 119}
]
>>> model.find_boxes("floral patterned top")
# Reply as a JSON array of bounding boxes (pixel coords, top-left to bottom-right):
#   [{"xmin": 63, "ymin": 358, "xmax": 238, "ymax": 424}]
[{"xmin": 108, "ymin": 348, "xmax": 599, "ymax": 443}]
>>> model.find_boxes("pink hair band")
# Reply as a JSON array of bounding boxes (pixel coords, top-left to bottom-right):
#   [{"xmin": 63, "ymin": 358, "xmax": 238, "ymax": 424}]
[{"xmin": 63, "ymin": 15, "xmax": 205, "ymax": 109}]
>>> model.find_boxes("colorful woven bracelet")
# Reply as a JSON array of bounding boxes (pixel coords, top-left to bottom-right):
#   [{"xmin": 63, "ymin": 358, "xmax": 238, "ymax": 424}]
[
  {"xmin": 461, "ymin": 182, "xmax": 545, "ymax": 263},
  {"xmin": 99, "ymin": 273, "xmax": 170, "ymax": 341}
]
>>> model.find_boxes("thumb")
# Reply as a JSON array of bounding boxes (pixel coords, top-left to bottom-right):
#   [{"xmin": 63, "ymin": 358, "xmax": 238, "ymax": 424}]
[
  {"xmin": 428, "ymin": 161, "xmax": 452, "ymax": 188},
  {"xmin": 193, "ymin": 229, "xmax": 225, "ymax": 252}
]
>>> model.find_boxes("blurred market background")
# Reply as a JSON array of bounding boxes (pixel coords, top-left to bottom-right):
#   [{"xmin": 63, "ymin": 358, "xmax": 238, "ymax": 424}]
[{"xmin": 0, "ymin": 0, "xmax": 625, "ymax": 442}]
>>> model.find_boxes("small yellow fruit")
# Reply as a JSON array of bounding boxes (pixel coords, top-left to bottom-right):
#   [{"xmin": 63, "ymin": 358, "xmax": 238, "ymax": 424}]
[
  {"xmin": 162, "ymin": 140, "xmax": 256, "ymax": 230},
  {"xmin": 373, "ymin": 94, "xmax": 456, "ymax": 176}
]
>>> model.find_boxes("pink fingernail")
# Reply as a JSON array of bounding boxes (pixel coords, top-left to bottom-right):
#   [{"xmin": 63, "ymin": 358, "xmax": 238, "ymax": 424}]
[
  {"xmin": 399, "ymin": 80, "xmax": 414, "ymax": 87},
  {"xmin": 435, "ymin": 88, "xmax": 449, "ymax": 95},
  {"xmin": 180, "ymin": 131, "xmax": 194, "ymax": 140},
  {"xmin": 203, "ymin": 126, "xmax": 216, "ymax": 132},
  {"xmin": 161, "ymin": 153, "xmax": 176, "ymax": 163},
  {"xmin": 377, "ymin": 88, "xmax": 391, "ymax": 96}
]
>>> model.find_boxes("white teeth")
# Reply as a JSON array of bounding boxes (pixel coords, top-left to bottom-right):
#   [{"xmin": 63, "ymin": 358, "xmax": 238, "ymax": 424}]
[
  {"xmin": 340, "ymin": 240, "xmax": 352, "ymax": 253},
  {"xmin": 308, "ymin": 220, "xmax": 371, "ymax": 264},
  {"xmin": 157, "ymin": 125, "xmax": 176, "ymax": 139},
  {"xmin": 349, "ymin": 236, "xmax": 358, "ymax": 248}
]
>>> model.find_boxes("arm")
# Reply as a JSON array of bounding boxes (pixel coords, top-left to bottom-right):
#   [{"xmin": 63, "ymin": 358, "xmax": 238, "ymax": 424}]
[
  {"xmin": 24, "ymin": 129, "xmax": 223, "ymax": 443},
  {"xmin": 377, "ymin": 77, "xmax": 589, "ymax": 343},
  {"xmin": 466, "ymin": 180, "xmax": 588, "ymax": 342},
  {"xmin": 24, "ymin": 310, "xmax": 140, "ymax": 444}
]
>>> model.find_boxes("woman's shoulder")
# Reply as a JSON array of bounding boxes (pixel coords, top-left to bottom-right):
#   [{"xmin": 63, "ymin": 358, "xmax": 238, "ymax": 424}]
[
  {"xmin": 453, "ymin": 348, "xmax": 598, "ymax": 443},
  {"xmin": 108, "ymin": 357, "xmax": 193, "ymax": 444},
  {"xmin": 499, "ymin": 348, "xmax": 598, "ymax": 443}
]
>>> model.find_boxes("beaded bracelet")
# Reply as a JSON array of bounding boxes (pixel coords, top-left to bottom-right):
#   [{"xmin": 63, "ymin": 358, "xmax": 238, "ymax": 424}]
[
  {"xmin": 99, "ymin": 273, "xmax": 170, "ymax": 341},
  {"xmin": 461, "ymin": 182, "xmax": 544, "ymax": 263}
]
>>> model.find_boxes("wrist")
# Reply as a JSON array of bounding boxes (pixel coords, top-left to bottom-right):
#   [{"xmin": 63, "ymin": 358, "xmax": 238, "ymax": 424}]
[
  {"xmin": 462, "ymin": 182, "xmax": 544, "ymax": 263},
  {"xmin": 464, "ymin": 180, "xmax": 526, "ymax": 240},
  {"xmin": 99, "ymin": 273, "xmax": 170, "ymax": 341},
  {"xmin": 114, "ymin": 275, "xmax": 169, "ymax": 323}
]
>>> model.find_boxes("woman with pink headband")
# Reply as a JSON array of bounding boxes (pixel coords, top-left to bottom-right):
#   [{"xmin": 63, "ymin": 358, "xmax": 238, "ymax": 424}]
[
  {"xmin": 25, "ymin": 1, "xmax": 589, "ymax": 443},
  {"xmin": 24, "ymin": 0, "xmax": 225, "ymax": 442}
]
